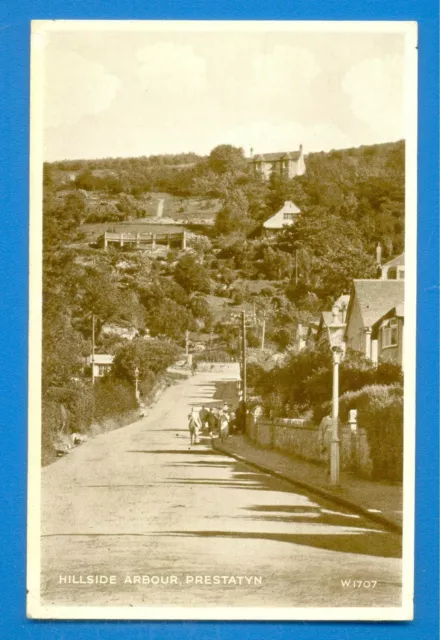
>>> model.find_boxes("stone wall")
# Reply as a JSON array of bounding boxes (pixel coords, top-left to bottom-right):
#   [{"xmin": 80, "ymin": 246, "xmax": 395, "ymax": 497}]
[{"xmin": 246, "ymin": 418, "xmax": 373, "ymax": 478}]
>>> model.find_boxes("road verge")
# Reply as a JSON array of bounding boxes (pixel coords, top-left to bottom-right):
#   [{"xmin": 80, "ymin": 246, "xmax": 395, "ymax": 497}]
[{"xmin": 214, "ymin": 436, "xmax": 402, "ymax": 535}]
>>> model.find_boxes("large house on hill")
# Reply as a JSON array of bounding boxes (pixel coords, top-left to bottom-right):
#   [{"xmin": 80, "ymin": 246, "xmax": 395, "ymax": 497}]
[{"xmin": 249, "ymin": 145, "xmax": 306, "ymax": 180}]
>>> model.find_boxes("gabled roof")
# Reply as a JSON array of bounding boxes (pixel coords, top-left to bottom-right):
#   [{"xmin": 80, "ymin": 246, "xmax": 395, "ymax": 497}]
[
  {"xmin": 371, "ymin": 304, "xmax": 405, "ymax": 339},
  {"xmin": 263, "ymin": 200, "xmax": 301, "ymax": 229},
  {"xmin": 249, "ymin": 151, "xmax": 301, "ymax": 163},
  {"xmin": 348, "ymin": 279, "xmax": 405, "ymax": 329},
  {"xmin": 382, "ymin": 253, "xmax": 405, "ymax": 269}
]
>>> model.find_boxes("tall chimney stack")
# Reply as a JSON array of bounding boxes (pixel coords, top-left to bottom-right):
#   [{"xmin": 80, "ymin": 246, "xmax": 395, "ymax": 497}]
[{"xmin": 250, "ymin": 147, "xmax": 254, "ymax": 159}]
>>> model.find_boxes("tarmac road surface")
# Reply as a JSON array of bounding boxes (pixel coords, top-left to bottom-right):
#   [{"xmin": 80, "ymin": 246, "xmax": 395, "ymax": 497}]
[{"xmin": 40, "ymin": 366, "xmax": 402, "ymax": 610}]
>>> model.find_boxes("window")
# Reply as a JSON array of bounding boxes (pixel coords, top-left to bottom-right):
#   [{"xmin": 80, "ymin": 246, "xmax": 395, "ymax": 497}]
[
  {"xmin": 381, "ymin": 318, "xmax": 398, "ymax": 348},
  {"xmin": 97, "ymin": 364, "xmax": 110, "ymax": 376},
  {"xmin": 283, "ymin": 213, "xmax": 294, "ymax": 220}
]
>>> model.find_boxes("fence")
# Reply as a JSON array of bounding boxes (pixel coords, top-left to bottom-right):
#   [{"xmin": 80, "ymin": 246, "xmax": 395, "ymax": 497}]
[{"xmin": 246, "ymin": 417, "xmax": 373, "ymax": 478}]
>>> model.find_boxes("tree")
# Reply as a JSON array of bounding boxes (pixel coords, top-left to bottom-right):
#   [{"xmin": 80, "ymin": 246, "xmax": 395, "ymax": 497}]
[
  {"xmin": 42, "ymin": 299, "xmax": 88, "ymax": 392},
  {"xmin": 189, "ymin": 296, "xmax": 214, "ymax": 329},
  {"xmin": 112, "ymin": 338, "xmax": 181, "ymax": 381},
  {"xmin": 146, "ymin": 298, "xmax": 195, "ymax": 340},
  {"xmin": 283, "ymin": 206, "xmax": 377, "ymax": 303},
  {"xmin": 208, "ymin": 145, "xmax": 248, "ymax": 175},
  {"xmin": 174, "ymin": 254, "xmax": 211, "ymax": 294},
  {"xmin": 260, "ymin": 247, "xmax": 292, "ymax": 280},
  {"xmin": 215, "ymin": 188, "xmax": 255, "ymax": 235}
]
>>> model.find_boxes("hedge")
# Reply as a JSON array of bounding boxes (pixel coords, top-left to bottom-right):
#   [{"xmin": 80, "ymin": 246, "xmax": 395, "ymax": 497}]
[{"xmin": 317, "ymin": 384, "xmax": 403, "ymax": 481}]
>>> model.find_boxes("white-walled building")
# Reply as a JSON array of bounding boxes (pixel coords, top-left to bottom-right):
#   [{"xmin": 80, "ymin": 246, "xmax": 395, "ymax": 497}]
[
  {"xmin": 86, "ymin": 354, "xmax": 114, "ymax": 378},
  {"xmin": 263, "ymin": 201, "xmax": 301, "ymax": 232}
]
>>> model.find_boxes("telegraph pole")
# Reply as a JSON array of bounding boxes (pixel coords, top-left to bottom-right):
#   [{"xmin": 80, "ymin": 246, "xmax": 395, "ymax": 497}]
[
  {"xmin": 295, "ymin": 249, "xmax": 298, "ymax": 286},
  {"xmin": 91, "ymin": 314, "xmax": 96, "ymax": 386},
  {"xmin": 241, "ymin": 310, "xmax": 247, "ymax": 432},
  {"xmin": 261, "ymin": 313, "xmax": 266, "ymax": 351},
  {"xmin": 185, "ymin": 330, "xmax": 189, "ymax": 356}
]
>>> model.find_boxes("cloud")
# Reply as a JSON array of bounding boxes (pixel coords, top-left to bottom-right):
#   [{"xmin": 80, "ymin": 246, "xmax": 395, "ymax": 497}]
[
  {"xmin": 44, "ymin": 50, "xmax": 121, "ymax": 128},
  {"xmin": 342, "ymin": 54, "xmax": 404, "ymax": 140},
  {"xmin": 251, "ymin": 46, "xmax": 320, "ymax": 98},
  {"xmin": 137, "ymin": 42, "xmax": 207, "ymax": 95}
]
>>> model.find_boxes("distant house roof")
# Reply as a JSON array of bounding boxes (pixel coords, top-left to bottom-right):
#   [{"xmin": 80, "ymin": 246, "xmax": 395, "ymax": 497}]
[
  {"xmin": 263, "ymin": 200, "xmax": 301, "ymax": 230},
  {"xmin": 381, "ymin": 253, "xmax": 405, "ymax": 269},
  {"xmin": 87, "ymin": 354, "xmax": 114, "ymax": 365},
  {"xmin": 349, "ymin": 279, "xmax": 405, "ymax": 328},
  {"xmin": 250, "ymin": 151, "xmax": 302, "ymax": 163}
]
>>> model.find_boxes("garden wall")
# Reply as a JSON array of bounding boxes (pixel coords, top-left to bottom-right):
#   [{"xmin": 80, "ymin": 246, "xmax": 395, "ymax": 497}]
[{"xmin": 246, "ymin": 418, "xmax": 373, "ymax": 478}]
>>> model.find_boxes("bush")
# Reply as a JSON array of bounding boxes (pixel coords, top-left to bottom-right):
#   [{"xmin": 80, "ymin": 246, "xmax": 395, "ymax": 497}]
[
  {"xmin": 93, "ymin": 378, "xmax": 138, "ymax": 422},
  {"xmin": 194, "ymin": 349, "xmax": 235, "ymax": 363},
  {"xmin": 232, "ymin": 290, "xmax": 245, "ymax": 305},
  {"xmin": 260, "ymin": 286, "xmax": 276, "ymax": 297},
  {"xmin": 315, "ymin": 384, "xmax": 403, "ymax": 481},
  {"xmin": 343, "ymin": 385, "xmax": 403, "ymax": 481},
  {"xmin": 44, "ymin": 384, "xmax": 94, "ymax": 434},
  {"xmin": 112, "ymin": 337, "xmax": 181, "ymax": 381},
  {"xmin": 247, "ymin": 362, "xmax": 266, "ymax": 388}
]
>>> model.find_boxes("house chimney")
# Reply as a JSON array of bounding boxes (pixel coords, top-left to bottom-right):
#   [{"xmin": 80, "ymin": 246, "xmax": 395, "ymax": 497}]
[
  {"xmin": 376, "ymin": 242, "xmax": 382, "ymax": 266},
  {"xmin": 340, "ymin": 303, "xmax": 347, "ymax": 324}
]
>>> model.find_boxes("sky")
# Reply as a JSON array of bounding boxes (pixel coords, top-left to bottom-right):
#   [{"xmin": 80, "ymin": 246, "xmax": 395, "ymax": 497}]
[{"xmin": 37, "ymin": 23, "xmax": 411, "ymax": 162}]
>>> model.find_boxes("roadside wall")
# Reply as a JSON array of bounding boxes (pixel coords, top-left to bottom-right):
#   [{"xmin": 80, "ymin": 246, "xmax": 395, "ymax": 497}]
[{"xmin": 246, "ymin": 418, "xmax": 373, "ymax": 478}]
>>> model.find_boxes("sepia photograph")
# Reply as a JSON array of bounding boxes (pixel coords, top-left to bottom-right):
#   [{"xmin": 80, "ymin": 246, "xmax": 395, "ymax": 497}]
[{"xmin": 27, "ymin": 20, "xmax": 417, "ymax": 620}]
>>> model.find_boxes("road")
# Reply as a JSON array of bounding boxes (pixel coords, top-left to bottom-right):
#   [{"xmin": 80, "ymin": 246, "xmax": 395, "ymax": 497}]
[{"xmin": 41, "ymin": 366, "xmax": 402, "ymax": 610}]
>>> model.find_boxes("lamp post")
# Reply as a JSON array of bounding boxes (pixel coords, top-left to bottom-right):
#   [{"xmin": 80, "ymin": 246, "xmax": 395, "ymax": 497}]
[
  {"xmin": 329, "ymin": 347, "xmax": 342, "ymax": 485},
  {"xmin": 134, "ymin": 366, "xmax": 140, "ymax": 402},
  {"xmin": 327, "ymin": 305, "xmax": 345, "ymax": 486}
]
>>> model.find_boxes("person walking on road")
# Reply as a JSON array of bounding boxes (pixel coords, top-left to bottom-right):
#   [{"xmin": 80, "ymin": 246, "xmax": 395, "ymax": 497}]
[
  {"xmin": 219, "ymin": 407, "xmax": 230, "ymax": 444},
  {"xmin": 188, "ymin": 407, "xmax": 202, "ymax": 445},
  {"xmin": 199, "ymin": 406, "xmax": 209, "ymax": 433},
  {"xmin": 207, "ymin": 408, "xmax": 218, "ymax": 443}
]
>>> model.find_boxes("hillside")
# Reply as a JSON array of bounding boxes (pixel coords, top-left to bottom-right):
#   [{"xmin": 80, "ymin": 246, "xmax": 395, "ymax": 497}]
[{"xmin": 41, "ymin": 139, "xmax": 405, "ymax": 460}]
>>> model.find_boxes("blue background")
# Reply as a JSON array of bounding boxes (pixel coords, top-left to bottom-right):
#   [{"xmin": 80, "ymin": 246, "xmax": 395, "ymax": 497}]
[{"xmin": 0, "ymin": 0, "xmax": 438, "ymax": 638}]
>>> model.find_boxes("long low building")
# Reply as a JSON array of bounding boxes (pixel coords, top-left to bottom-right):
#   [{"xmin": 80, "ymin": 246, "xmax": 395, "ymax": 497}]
[{"xmin": 97, "ymin": 225, "xmax": 188, "ymax": 250}]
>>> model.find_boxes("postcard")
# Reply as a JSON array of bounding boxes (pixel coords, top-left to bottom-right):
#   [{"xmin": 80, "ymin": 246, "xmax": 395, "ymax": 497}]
[{"xmin": 27, "ymin": 19, "xmax": 417, "ymax": 620}]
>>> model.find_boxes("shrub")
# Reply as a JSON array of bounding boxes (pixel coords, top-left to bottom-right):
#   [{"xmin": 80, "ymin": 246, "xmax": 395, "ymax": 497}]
[
  {"xmin": 194, "ymin": 349, "xmax": 235, "ymax": 363},
  {"xmin": 93, "ymin": 378, "xmax": 138, "ymax": 423},
  {"xmin": 232, "ymin": 290, "xmax": 245, "ymax": 305},
  {"xmin": 247, "ymin": 362, "xmax": 266, "ymax": 388},
  {"xmin": 349, "ymin": 384, "xmax": 403, "ymax": 481},
  {"xmin": 316, "ymin": 384, "xmax": 403, "ymax": 481},
  {"xmin": 113, "ymin": 337, "xmax": 181, "ymax": 381},
  {"xmin": 260, "ymin": 286, "xmax": 276, "ymax": 297}
]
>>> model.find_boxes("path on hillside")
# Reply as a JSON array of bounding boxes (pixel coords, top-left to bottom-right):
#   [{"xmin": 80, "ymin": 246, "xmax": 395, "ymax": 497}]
[
  {"xmin": 156, "ymin": 198, "xmax": 164, "ymax": 218},
  {"xmin": 40, "ymin": 367, "xmax": 402, "ymax": 610}
]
